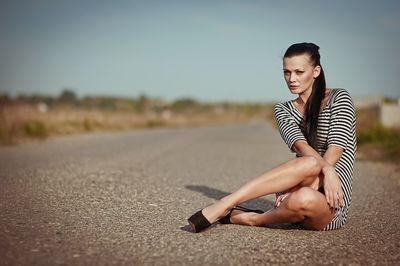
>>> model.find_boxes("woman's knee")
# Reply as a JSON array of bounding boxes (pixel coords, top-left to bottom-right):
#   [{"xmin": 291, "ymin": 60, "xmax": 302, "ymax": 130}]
[
  {"xmin": 296, "ymin": 156, "xmax": 322, "ymax": 176},
  {"xmin": 286, "ymin": 187, "xmax": 322, "ymax": 213}
]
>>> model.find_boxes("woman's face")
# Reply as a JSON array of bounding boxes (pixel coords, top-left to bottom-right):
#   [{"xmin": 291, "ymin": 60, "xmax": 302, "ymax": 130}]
[{"xmin": 283, "ymin": 54, "xmax": 321, "ymax": 97}]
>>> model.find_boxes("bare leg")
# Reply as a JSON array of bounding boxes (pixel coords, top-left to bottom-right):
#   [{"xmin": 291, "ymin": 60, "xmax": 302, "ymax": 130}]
[
  {"xmin": 201, "ymin": 156, "xmax": 322, "ymax": 223},
  {"xmin": 230, "ymin": 187, "xmax": 334, "ymax": 230}
]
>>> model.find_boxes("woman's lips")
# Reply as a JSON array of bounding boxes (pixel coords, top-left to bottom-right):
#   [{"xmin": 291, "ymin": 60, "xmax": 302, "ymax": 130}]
[{"xmin": 289, "ymin": 85, "xmax": 299, "ymax": 89}]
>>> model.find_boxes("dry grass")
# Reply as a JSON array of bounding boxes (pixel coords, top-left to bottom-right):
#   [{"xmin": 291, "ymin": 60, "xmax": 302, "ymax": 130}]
[
  {"xmin": 0, "ymin": 103, "xmax": 47, "ymax": 143},
  {"xmin": 0, "ymin": 102, "xmax": 270, "ymax": 145}
]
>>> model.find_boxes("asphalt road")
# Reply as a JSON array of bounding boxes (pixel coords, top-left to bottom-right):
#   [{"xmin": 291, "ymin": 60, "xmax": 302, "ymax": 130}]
[{"xmin": 1, "ymin": 122, "xmax": 399, "ymax": 265}]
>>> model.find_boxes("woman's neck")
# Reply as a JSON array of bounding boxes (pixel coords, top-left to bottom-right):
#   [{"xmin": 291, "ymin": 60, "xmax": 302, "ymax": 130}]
[
  {"xmin": 295, "ymin": 88, "xmax": 330, "ymax": 108},
  {"xmin": 297, "ymin": 89, "xmax": 312, "ymax": 106}
]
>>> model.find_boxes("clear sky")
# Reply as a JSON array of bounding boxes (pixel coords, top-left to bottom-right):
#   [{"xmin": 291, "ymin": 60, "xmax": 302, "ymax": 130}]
[{"xmin": 0, "ymin": 0, "xmax": 399, "ymax": 102}]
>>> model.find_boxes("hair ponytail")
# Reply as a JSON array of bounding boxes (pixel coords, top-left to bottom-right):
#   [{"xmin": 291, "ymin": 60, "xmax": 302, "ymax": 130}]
[{"xmin": 284, "ymin": 42, "xmax": 326, "ymax": 150}]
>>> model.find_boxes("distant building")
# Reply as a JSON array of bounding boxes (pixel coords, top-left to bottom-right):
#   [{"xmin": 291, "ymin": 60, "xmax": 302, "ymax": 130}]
[
  {"xmin": 380, "ymin": 101, "xmax": 400, "ymax": 128},
  {"xmin": 354, "ymin": 96, "xmax": 400, "ymax": 128},
  {"xmin": 37, "ymin": 102, "xmax": 48, "ymax": 113}
]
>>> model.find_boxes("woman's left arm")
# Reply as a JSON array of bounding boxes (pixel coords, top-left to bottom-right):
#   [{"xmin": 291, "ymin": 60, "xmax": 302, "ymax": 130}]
[
  {"xmin": 292, "ymin": 141, "xmax": 344, "ymax": 209},
  {"xmin": 323, "ymin": 89, "xmax": 356, "ymax": 209},
  {"xmin": 321, "ymin": 146, "xmax": 345, "ymax": 209}
]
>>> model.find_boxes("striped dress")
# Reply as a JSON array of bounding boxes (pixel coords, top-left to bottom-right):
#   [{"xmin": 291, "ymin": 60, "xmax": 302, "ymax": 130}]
[{"xmin": 274, "ymin": 88, "xmax": 357, "ymax": 230}]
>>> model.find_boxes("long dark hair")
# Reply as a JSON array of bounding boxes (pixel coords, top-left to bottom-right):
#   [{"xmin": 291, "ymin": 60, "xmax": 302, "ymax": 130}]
[{"xmin": 283, "ymin": 42, "xmax": 326, "ymax": 150}]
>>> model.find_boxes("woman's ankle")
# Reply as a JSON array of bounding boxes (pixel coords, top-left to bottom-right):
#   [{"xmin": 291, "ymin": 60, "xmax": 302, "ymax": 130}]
[{"xmin": 220, "ymin": 195, "xmax": 239, "ymax": 210}]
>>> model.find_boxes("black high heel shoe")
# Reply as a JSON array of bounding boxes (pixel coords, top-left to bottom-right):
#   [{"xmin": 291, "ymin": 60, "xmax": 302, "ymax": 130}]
[
  {"xmin": 188, "ymin": 206, "xmax": 264, "ymax": 232},
  {"xmin": 219, "ymin": 206, "xmax": 264, "ymax": 224},
  {"xmin": 187, "ymin": 210, "xmax": 212, "ymax": 233}
]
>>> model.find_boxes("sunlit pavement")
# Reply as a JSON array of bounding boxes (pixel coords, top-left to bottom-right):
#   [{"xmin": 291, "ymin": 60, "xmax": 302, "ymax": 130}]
[{"xmin": 1, "ymin": 122, "xmax": 399, "ymax": 265}]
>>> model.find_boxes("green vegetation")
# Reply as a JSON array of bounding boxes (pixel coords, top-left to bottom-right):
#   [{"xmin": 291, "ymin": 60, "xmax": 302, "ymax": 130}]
[
  {"xmin": 358, "ymin": 123, "xmax": 400, "ymax": 144},
  {"xmin": 358, "ymin": 123, "xmax": 400, "ymax": 159},
  {"xmin": 23, "ymin": 120, "xmax": 48, "ymax": 138},
  {"xmin": 383, "ymin": 96, "xmax": 399, "ymax": 104},
  {"xmin": 356, "ymin": 107, "xmax": 400, "ymax": 161},
  {"xmin": 146, "ymin": 119, "xmax": 166, "ymax": 128},
  {"xmin": 170, "ymin": 98, "xmax": 201, "ymax": 112}
]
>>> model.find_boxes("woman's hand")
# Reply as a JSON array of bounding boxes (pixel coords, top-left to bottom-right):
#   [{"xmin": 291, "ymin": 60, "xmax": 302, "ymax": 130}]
[
  {"xmin": 310, "ymin": 175, "xmax": 321, "ymax": 191},
  {"xmin": 322, "ymin": 165, "xmax": 344, "ymax": 209},
  {"xmin": 275, "ymin": 193, "xmax": 291, "ymax": 208}
]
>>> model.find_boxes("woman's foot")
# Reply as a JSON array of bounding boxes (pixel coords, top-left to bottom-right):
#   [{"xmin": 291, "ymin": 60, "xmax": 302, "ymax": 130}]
[
  {"xmin": 201, "ymin": 200, "xmax": 231, "ymax": 224},
  {"xmin": 187, "ymin": 200, "xmax": 231, "ymax": 233},
  {"xmin": 229, "ymin": 210, "xmax": 257, "ymax": 225}
]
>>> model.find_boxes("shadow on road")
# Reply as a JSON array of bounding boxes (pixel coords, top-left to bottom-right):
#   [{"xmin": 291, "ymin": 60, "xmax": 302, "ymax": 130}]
[
  {"xmin": 185, "ymin": 184, "xmax": 274, "ymax": 210},
  {"xmin": 184, "ymin": 185, "xmax": 301, "ymax": 231}
]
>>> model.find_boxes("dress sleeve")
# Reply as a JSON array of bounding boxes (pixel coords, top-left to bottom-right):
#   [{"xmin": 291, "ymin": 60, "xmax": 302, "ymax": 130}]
[
  {"xmin": 274, "ymin": 103, "xmax": 306, "ymax": 152},
  {"xmin": 327, "ymin": 89, "xmax": 356, "ymax": 150}
]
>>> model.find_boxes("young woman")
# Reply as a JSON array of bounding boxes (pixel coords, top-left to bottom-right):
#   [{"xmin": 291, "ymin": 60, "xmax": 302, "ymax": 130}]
[{"xmin": 188, "ymin": 42, "xmax": 356, "ymax": 232}]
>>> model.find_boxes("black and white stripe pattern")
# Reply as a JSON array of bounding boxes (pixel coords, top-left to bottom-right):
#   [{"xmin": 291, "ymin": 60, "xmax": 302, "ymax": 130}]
[{"xmin": 274, "ymin": 88, "xmax": 357, "ymax": 230}]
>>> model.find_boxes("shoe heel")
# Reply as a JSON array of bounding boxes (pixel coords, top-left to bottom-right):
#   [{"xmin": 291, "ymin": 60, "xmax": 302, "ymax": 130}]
[{"xmin": 187, "ymin": 210, "xmax": 212, "ymax": 233}]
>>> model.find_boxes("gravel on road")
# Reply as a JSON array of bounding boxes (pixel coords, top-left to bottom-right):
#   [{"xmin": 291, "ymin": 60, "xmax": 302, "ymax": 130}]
[{"xmin": 1, "ymin": 122, "xmax": 399, "ymax": 265}]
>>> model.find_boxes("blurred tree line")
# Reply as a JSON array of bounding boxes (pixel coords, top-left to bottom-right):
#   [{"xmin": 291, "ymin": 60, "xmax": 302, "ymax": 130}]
[{"xmin": 0, "ymin": 88, "xmax": 273, "ymax": 115}]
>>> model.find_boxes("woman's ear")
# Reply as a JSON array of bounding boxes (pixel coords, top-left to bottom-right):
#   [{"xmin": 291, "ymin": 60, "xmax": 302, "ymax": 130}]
[{"xmin": 313, "ymin": 65, "xmax": 321, "ymax": 79}]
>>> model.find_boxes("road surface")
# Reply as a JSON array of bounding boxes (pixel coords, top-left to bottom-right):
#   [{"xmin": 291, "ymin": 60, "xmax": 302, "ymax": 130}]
[{"xmin": 1, "ymin": 122, "xmax": 399, "ymax": 265}]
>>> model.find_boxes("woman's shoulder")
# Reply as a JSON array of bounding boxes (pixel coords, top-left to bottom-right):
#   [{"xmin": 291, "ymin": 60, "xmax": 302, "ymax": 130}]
[
  {"xmin": 274, "ymin": 100, "xmax": 293, "ymax": 114},
  {"xmin": 275, "ymin": 100, "xmax": 292, "ymax": 109},
  {"xmin": 330, "ymin": 88, "xmax": 350, "ymax": 95},
  {"xmin": 328, "ymin": 88, "xmax": 354, "ymax": 104}
]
